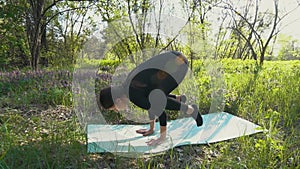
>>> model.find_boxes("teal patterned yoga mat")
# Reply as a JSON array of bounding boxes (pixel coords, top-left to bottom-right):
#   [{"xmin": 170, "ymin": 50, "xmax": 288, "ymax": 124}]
[{"xmin": 87, "ymin": 112, "xmax": 263, "ymax": 155}]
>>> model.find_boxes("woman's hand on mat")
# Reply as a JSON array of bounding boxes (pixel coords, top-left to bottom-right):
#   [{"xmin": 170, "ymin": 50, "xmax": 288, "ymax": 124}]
[
  {"xmin": 146, "ymin": 125, "xmax": 167, "ymax": 146},
  {"xmin": 146, "ymin": 137, "xmax": 166, "ymax": 146},
  {"xmin": 136, "ymin": 129, "xmax": 154, "ymax": 136}
]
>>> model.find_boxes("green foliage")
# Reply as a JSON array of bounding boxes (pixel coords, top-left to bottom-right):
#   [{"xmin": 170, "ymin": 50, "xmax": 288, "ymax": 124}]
[
  {"xmin": 0, "ymin": 1, "xmax": 98, "ymax": 70},
  {"xmin": 0, "ymin": 0, "xmax": 30, "ymax": 70},
  {"xmin": 79, "ymin": 58, "xmax": 120, "ymax": 70}
]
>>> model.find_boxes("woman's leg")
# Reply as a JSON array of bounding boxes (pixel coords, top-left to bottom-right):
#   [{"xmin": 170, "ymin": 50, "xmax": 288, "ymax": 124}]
[
  {"xmin": 165, "ymin": 96, "xmax": 203, "ymax": 127},
  {"xmin": 165, "ymin": 97, "xmax": 189, "ymax": 112}
]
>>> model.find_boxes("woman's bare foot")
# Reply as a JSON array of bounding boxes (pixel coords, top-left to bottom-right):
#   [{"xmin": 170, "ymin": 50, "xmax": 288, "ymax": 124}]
[{"xmin": 136, "ymin": 129, "xmax": 154, "ymax": 136}]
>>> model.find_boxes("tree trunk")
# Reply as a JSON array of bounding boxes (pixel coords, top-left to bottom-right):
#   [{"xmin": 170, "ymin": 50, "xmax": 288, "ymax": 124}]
[
  {"xmin": 26, "ymin": 0, "xmax": 45, "ymax": 70},
  {"xmin": 30, "ymin": 33, "xmax": 42, "ymax": 70}
]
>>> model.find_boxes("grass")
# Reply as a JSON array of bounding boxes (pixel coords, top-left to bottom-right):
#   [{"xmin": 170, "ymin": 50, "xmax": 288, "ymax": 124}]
[{"xmin": 0, "ymin": 59, "xmax": 300, "ymax": 168}]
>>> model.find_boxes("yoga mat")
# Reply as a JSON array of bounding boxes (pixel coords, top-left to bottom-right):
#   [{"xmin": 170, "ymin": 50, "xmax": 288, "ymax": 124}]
[{"xmin": 87, "ymin": 112, "xmax": 263, "ymax": 156}]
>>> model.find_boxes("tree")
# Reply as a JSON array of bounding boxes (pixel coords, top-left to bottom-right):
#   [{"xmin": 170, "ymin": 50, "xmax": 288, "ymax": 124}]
[
  {"xmin": 179, "ymin": 0, "xmax": 222, "ymax": 71},
  {"xmin": 96, "ymin": 0, "xmax": 221, "ymax": 72},
  {"xmin": 25, "ymin": 0, "xmax": 53, "ymax": 70},
  {"xmin": 220, "ymin": 0, "xmax": 299, "ymax": 64},
  {"xmin": 0, "ymin": 0, "xmax": 98, "ymax": 70},
  {"xmin": 25, "ymin": 0, "xmax": 97, "ymax": 70},
  {"xmin": 183, "ymin": 0, "xmax": 221, "ymax": 52},
  {"xmin": 45, "ymin": 1, "xmax": 97, "ymax": 67},
  {"xmin": 97, "ymin": 0, "xmax": 193, "ymax": 63},
  {"xmin": 277, "ymin": 34, "xmax": 300, "ymax": 60}
]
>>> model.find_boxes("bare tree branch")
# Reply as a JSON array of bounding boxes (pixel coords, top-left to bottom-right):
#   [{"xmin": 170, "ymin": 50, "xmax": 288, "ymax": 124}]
[
  {"xmin": 44, "ymin": 2, "xmax": 95, "ymax": 30},
  {"xmin": 127, "ymin": 0, "xmax": 143, "ymax": 50},
  {"xmin": 154, "ymin": 0, "xmax": 163, "ymax": 48},
  {"xmin": 161, "ymin": 0, "xmax": 198, "ymax": 51}
]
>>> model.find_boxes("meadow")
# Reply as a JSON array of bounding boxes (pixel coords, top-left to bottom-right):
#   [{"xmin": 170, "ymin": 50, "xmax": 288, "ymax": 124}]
[{"xmin": 0, "ymin": 59, "xmax": 299, "ymax": 168}]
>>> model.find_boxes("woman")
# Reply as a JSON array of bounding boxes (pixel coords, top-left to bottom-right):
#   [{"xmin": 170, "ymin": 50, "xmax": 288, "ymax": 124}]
[{"xmin": 99, "ymin": 51, "xmax": 203, "ymax": 146}]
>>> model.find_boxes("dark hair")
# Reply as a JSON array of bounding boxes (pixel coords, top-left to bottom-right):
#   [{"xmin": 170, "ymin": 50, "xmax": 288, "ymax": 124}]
[{"xmin": 99, "ymin": 86, "xmax": 125, "ymax": 109}]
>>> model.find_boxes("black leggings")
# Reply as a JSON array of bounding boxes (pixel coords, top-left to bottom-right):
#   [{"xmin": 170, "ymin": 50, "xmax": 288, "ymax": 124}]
[
  {"xmin": 129, "ymin": 87, "xmax": 189, "ymax": 126},
  {"xmin": 152, "ymin": 94, "xmax": 188, "ymax": 126}
]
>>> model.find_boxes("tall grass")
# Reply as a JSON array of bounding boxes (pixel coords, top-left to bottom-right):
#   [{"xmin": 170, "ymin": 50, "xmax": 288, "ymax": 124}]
[
  {"xmin": 0, "ymin": 59, "xmax": 299, "ymax": 168},
  {"xmin": 0, "ymin": 70, "xmax": 73, "ymax": 108}
]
